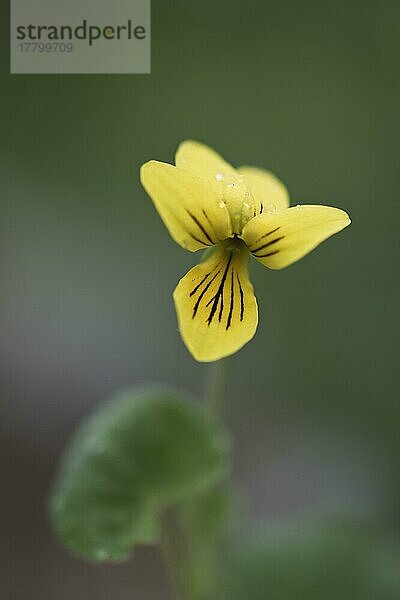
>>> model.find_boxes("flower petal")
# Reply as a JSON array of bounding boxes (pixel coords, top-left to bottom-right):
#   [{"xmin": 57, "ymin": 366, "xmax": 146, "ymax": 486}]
[
  {"xmin": 175, "ymin": 140, "xmax": 257, "ymax": 233},
  {"xmin": 241, "ymin": 205, "xmax": 351, "ymax": 269},
  {"xmin": 173, "ymin": 243, "xmax": 258, "ymax": 362},
  {"xmin": 237, "ymin": 166, "xmax": 290, "ymax": 213},
  {"xmin": 140, "ymin": 161, "xmax": 233, "ymax": 251},
  {"xmin": 175, "ymin": 139, "xmax": 238, "ymax": 181}
]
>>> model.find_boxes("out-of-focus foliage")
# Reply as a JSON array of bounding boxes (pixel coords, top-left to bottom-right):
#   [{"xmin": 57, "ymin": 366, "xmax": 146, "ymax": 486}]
[
  {"xmin": 223, "ymin": 517, "xmax": 400, "ymax": 600},
  {"xmin": 49, "ymin": 387, "xmax": 230, "ymax": 562},
  {"xmin": 178, "ymin": 487, "xmax": 234, "ymax": 599},
  {"xmin": 2, "ymin": 0, "xmax": 400, "ymax": 598}
]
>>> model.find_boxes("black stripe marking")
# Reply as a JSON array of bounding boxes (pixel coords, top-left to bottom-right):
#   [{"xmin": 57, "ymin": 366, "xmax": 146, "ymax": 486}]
[
  {"xmin": 190, "ymin": 272, "xmax": 211, "ymax": 297},
  {"xmin": 251, "ymin": 226, "xmax": 281, "ymax": 247},
  {"xmin": 218, "ymin": 278, "xmax": 224, "ymax": 322},
  {"xmin": 189, "ymin": 263, "xmax": 219, "ymax": 297},
  {"xmin": 207, "ymin": 253, "xmax": 232, "ymax": 326},
  {"xmin": 226, "ymin": 270, "xmax": 235, "ymax": 330},
  {"xmin": 186, "ymin": 210, "xmax": 214, "ymax": 245},
  {"xmin": 260, "ymin": 203, "xmax": 263, "ymax": 214},
  {"xmin": 237, "ymin": 274, "xmax": 244, "ymax": 321},
  {"xmin": 192, "ymin": 270, "xmax": 221, "ymax": 318},
  {"xmin": 189, "ymin": 232, "xmax": 212, "ymax": 247},
  {"xmin": 252, "ymin": 235, "xmax": 285, "ymax": 256},
  {"xmin": 255, "ymin": 249, "xmax": 280, "ymax": 258},
  {"xmin": 202, "ymin": 209, "xmax": 214, "ymax": 229}
]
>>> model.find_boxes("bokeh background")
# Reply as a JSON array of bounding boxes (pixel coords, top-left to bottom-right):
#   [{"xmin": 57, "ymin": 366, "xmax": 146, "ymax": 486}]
[{"xmin": 2, "ymin": 0, "xmax": 400, "ymax": 598}]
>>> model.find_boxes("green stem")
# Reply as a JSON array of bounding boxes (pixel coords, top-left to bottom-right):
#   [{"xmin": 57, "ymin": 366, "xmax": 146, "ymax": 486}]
[
  {"xmin": 161, "ymin": 359, "xmax": 231, "ymax": 599},
  {"xmin": 160, "ymin": 511, "xmax": 190, "ymax": 600},
  {"xmin": 204, "ymin": 358, "xmax": 230, "ymax": 418}
]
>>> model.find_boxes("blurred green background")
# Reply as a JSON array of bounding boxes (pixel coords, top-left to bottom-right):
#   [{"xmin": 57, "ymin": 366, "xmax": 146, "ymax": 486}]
[{"xmin": 2, "ymin": 0, "xmax": 399, "ymax": 598}]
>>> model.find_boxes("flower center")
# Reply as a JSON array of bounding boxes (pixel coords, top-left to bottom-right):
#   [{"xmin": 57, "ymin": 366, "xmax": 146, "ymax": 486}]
[{"xmin": 220, "ymin": 235, "xmax": 248, "ymax": 255}]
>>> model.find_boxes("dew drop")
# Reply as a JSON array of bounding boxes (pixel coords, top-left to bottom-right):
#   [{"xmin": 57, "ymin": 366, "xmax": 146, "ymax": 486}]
[
  {"xmin": 215, "ymin": 172, "xmax": 224, "ymax": 181},
  {"xmin": 265, "ymin": 202, "xmax": 277, "ymax": 213}
]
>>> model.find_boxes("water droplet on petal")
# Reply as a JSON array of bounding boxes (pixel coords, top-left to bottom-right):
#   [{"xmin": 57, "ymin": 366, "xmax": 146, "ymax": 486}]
[
  {"xmin": 215, "ymin": 172, "xmax": 224, "ymax": 181},
  {"xmin": 265, "ymin": 202, "xmax": 277, "ymax": 213}
]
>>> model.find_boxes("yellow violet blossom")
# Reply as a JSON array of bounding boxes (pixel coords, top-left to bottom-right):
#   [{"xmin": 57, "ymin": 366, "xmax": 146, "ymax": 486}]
[{"xmin": 140, "ymin": 140, "xmax": 351, "ymax": 362}]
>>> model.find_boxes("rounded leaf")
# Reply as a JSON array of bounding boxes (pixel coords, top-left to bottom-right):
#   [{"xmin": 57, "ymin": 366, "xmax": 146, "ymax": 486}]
[{"xmin": 49, "ymin": 386, "xmax": 230, "ymax": 562}]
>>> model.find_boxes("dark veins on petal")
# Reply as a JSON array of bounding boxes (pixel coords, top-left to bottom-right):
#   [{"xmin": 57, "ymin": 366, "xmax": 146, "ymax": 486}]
[
  {"xmin": 192, "ymin": 269, "xmax": 221, "ymax": 318},
  {"xmin": 226, "ymin": 270, "xmax": 235, "ymax": 330},
  {"xmin": 237, "ymin": 273, "xmax": 245, "ymax": 321},
  {"xmin": 186, "ymin": 209, "xmax": 215, "ymax": 246},
  {"xmin": 188, "ymin": 232, "xmax": 212, "ymax": 246},
  {"xmin": 251, "ymin": 227, "xmax": 285, "ymax": 258},
  {"xmin": 251, "ymin": 226, "xmax": 281, "ymax": 248},
  {"xmin": 206, "ymin": 253, "xmax": 232, "ymax": 325},
  {"xmin": 190, "ymin": 253, "xmax": 245, "ymax": 330}
]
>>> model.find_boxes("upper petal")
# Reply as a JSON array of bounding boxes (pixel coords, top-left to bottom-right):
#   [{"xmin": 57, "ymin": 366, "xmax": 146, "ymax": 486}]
[
  {"xmin": 237, "ymin": 166, "xmax": 290, "ymax": 213},
  {"xmin": 173, "ymin": 242, "xmax": 258, "ymax": 362},
  {"xmin": 241, "ymin": 205, "xmax": 351, "ymax": 269},
  {"xmin": 175, "ymin": 140, "xmax": 257, "ymax": 234},
  {"xmin": 140, "ymin": 160, "xmax": 233, "ymax": 251},
  {"xmin": 175, "ymin": 139, "xmax": 238, "ymax": 181}
]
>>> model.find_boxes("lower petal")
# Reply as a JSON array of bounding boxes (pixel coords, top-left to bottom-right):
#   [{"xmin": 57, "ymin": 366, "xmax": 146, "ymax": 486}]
[{"xmin": 173, "ymin": 243, "xmax": 258, "ymax": 362}]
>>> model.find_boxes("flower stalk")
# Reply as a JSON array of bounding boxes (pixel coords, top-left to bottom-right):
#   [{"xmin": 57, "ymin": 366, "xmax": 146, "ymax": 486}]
[{"xmin": 204, "ymin": 358, "xmax": 229, "ymax": 419}]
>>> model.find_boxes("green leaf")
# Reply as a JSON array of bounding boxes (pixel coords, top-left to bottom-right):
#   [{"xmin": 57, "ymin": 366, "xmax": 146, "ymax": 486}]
[
  {"xmin": 49, "ymin": 386, "xmax": 230, "ymax": 562},
  {"xmin": 180, "ymin": 486, "xmax": 232, "ymax": 545},
  {"xmin": 223, "ymin": 517, "xmax": 400, "ymax": 600}
]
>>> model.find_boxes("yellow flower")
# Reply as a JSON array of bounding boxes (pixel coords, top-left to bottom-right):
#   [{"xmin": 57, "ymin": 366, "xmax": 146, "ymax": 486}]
[{"xmin": 140, "ymin": 140, "xmax": 351, "ymax": 363}]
